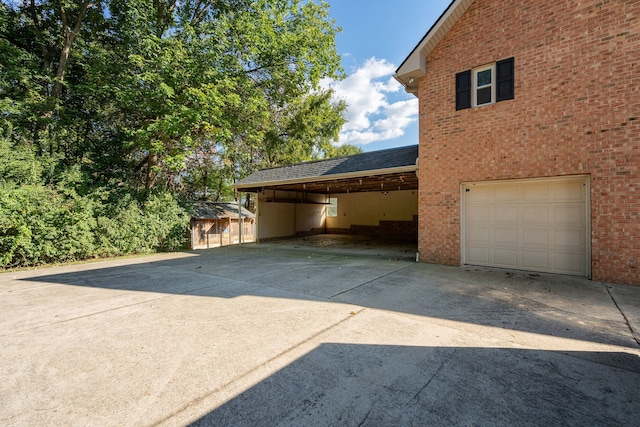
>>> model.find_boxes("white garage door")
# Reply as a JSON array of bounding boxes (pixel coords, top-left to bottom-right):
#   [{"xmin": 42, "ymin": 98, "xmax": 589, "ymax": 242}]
[{"xmin": 463, "ymin": 176, "xmax": 589, "ymax": 276}]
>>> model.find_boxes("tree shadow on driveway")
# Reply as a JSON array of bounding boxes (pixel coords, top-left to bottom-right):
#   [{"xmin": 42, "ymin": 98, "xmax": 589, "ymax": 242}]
[
  {"xmin": 14, "ymin": 244, "xmax": 639, "ymax": 350},
  {"xmin": 4, "ymin": 245, "xmax": 640, "ymax": 426},
  {"xmin": 187, "ymin": 343, "xmax": 640, "ymax": 426}
]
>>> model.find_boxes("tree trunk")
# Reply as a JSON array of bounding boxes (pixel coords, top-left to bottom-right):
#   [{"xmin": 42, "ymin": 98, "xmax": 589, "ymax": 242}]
[
  {"xmin": 51, "ymin": 40, "xmax": 72, "ymax": 99},
  {"xmin": 146, "ymin": 153, "xmax": 159, "ymax": 190},
  {"xmin": 52, "ymin": 0, "xmax": 91, "ymax": 99}
]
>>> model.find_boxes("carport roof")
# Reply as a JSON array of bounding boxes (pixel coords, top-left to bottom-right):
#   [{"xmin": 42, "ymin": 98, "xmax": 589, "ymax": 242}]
[{"xmin": 233, "ymin": 145, "xmax": 419, "ymax": 194}]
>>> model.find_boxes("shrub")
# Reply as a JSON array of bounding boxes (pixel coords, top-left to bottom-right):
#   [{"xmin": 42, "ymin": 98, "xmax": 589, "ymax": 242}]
[
  {"xmin": 0, "ymin": 185, "xmax": 190, "ymax": 268},
  {"xmin": 94, "ymin": 192, "xmax": 190, "ymax": 257},
  {"xmin": 0, "ymin": 138, "xmax": 190, "ymax": 269},
  {"xmin": 0, "ymin": 184, "xmax": 96, "ymax": 267}
]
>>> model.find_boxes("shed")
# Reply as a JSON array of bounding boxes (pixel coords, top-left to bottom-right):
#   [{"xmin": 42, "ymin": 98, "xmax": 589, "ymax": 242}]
[{"xmin": 190, "ymin": 202, "xmax": 255, "ymax": 249}]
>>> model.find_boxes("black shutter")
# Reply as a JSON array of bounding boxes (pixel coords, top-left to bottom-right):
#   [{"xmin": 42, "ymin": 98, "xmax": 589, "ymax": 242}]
[
  {"xmin": 496, "ymin": 57, "xmax": 514, "ymax": 102},
  {"xmin": 455, "ymin": 70, "xmax": 471, "ymax": 110}
]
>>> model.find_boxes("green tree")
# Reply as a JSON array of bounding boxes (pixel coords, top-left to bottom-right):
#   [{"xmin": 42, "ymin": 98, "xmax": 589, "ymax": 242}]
[
  {"xmin": 0, "ymin": 0, "xmax": 349, "ymax": 266},
  {"xmin": 322, "ymin": 143, "xmax": 363, "ymax": 158}
]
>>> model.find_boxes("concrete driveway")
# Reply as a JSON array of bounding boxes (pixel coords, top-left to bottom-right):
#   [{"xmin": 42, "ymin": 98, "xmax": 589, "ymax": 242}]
[{"xmin": 1, "ymin": 238, "xmax": 639, "ymax": 426}]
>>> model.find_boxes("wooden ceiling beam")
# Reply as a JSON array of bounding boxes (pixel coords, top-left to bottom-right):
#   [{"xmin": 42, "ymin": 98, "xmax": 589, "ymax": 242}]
[{"xmin": 244, "ymin": 172, "xmax": 418, "ymax": 194}]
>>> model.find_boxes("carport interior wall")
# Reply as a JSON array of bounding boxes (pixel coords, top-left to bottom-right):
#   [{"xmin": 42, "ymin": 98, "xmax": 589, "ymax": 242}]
[{"xmin": 255, "ymin": 189, "xmax": 418, "ymax": 241}]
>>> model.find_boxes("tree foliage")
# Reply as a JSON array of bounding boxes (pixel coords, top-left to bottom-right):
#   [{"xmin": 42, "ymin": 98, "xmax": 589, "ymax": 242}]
[
  {"xmin": 0, "ymin": 0, "xmax": 352, "ymax": 267},
  {"xmin": 0, "ymin": 138, "xmax": 190, "ymax": 267},
  {"xmin": 1, "ymin": 0, "xmax": 347, "ymax": 192}
]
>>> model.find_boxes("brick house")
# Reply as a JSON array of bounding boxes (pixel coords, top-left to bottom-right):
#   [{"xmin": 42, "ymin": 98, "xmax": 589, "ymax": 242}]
[{"xmin": 395, "ymin": 0, "xmax": 639, "ymax": 285}]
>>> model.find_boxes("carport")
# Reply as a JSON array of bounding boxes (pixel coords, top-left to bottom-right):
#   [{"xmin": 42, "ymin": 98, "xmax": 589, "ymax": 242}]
[{"xmin": 233, "ymin": 145, "xmax": 419, "ymax": 242}]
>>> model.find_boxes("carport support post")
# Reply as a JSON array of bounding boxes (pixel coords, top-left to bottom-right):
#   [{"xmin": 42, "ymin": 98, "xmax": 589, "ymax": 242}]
[{"xmin": 238, "ymin": 193, "xmax": 243, "ymax": 245}]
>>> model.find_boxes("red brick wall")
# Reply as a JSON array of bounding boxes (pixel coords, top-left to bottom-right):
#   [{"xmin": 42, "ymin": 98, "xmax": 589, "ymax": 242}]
[{"xmin": 417, "ymin": 0, "xmax": 640, "ymax": 285}]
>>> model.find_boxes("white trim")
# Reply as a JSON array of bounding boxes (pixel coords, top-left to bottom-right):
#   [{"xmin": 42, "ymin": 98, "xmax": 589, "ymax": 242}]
[
  {"xmin": 395, "ymin": 0, "xmax": 476, "ymax": 95},
  {"xmin": 585, "ymin": 176, "xmax": 592, "ymax": 279},
  {"xmin": 460, "ymin": 183, "xmax": 467, "ymax": 265},
  {"xmin": 472, "ymin": 63, "xmax": 496, "ymax": 107},
  {"xmin": 463, "ymin": 175, "xmax": 589, "ymax": 187},
  {"xmin": 232, "ymin": 164, "xmax": 418, "ymax": 190}
]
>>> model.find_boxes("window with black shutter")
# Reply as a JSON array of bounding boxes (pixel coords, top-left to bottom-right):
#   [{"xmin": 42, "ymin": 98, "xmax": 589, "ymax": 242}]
[
  {"xmin": 496, "ymin": 57, "xmax": 515, "ymax": 101},
  {"xmin": 456, "ymin": 70, "xmax": 471, "ymax": 110},
  {"xmin": 456, "ymin": 57, "xmax": 514, "ymax": 109}
]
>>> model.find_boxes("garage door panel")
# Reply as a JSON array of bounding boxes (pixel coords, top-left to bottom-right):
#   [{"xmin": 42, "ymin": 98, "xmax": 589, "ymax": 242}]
[
  {"xmin": 553, "ymin": 205, "xmax": 586, "ymax": 226},
  {"xmin": 553, "ymin": 253, "xmax": 585, "ymax": 275},
  {"xmin": 494, "ymin": 206, "xmax": 518, "ymax": 223},
  {"xmin": 468, "ymin": 206, "xmax": 491, "ymax": 223},
  {"xmin": 468, "ymin": 226, "xmax": 490, "ymax": 244},
  {"xmin": 553, "ymin": 181, "xmax": 585, "ymax": 201},
  {"xmin": 467, "ymin": 246, "xmax": 490, "ymax": 264},
  {"xmin": 494, "ymin": 186, "xmax": 520, "ymax": 202},
  {"xmin": 467, "ymin": 187, "xmax": 494, "ymax": 202},
  {"xmin": 464, "ymin": 176, "xmax": 588, "ymax": 276},
  {"xmin": 553, "ymin": 229, "xmax": 584, "ymax": 250},
  {"xmin": 521, "ymin": 250, "xmax": 550, "ymax": 270},
  {"xmin": 494, "ymin": 249, "xmax": 517, "ymax": 267},
  {"xmin": 494, "ymin": 227, "xmax": 517, "ymax": 245},
  {"xmin": 523, "ymin": 184, "xmax": 551, "ymax": 201},
  {"xmin": 523, "ymin": 206, "xmax": 549, "ymax": 225},
  {"xmin": 522, "ymin": 228, "xmax": 550, "ymax": 247}
]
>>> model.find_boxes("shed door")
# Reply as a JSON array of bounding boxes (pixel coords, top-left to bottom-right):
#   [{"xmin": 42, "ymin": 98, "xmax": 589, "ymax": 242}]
[{"xmin": 463, "ymin": 176, "xmax": 589, "ymax": 276}]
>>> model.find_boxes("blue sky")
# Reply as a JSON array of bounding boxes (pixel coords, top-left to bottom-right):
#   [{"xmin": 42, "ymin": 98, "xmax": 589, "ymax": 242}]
[{"xmin": 321, "ymin": 0, "xmax": 452, "ymax": 152}]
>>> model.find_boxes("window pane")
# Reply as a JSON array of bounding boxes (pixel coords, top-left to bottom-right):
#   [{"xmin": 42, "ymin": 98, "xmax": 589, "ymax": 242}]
[
  {"xmin": 477, "ymin": 69, "xmax": 492, "ymax": 87},
  {"xmin": 477, "ymin": 87, "xmax": 492, "ymax": 105},
  {"xmin": 327, "ymin": 197, "xmax": 337, "ymax": 217}
]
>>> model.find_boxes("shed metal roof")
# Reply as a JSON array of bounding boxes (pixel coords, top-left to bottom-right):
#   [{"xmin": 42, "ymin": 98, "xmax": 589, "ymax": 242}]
[
  {"xmin": 233, "ymin": 145, "xmax": 419, "ymax": 194},
  {"xmin": 191, "ymin": 202, "xmax": 255, "ymax": 220}
]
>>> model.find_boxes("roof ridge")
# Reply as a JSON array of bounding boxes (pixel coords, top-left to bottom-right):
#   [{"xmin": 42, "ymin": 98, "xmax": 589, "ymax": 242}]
[{"xmin": 253, "ymin": 144, "xmax": 419, "ymax": 173}]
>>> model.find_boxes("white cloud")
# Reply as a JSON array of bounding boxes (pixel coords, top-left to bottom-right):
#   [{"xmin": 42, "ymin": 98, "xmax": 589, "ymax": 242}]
[
  {"xmin": 372, "ymin": 99, "xmax": 419, "ymax": 133},
  {"xmin": 321, "ymin": 57, "xmax": 418, "ymax": 145}
]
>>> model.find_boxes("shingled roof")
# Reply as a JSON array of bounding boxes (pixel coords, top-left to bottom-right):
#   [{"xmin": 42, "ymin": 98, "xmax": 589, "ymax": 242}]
[
  {"xmin": 191, "ymin": 202, "xmax": 255, "ymax": 220},
  {"xmin": 234, "ymin": 145, "xmax": 419, "ymax": 193}
]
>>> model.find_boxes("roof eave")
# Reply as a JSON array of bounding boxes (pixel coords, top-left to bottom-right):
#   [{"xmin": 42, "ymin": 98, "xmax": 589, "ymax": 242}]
[
  {"xmin": 232, "ymin": 164, "xmax": 418, "ymax": 192},
  {"xmin": 394, "ymin": 0, "xmax": 476, "ymax": 96}
]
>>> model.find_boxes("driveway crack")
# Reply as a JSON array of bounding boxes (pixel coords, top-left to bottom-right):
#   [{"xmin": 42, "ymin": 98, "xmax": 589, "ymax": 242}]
[
  {"xmin": 411, "ymin": 354, "xmax": 450, "ymax": 402},
  {"xmin": 328, "ymin": 264, "xmax": 412, "ymax": 299},
  {"xmin": 606, "ymin": 286, "xmax": 640, "ymax": 347}
]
